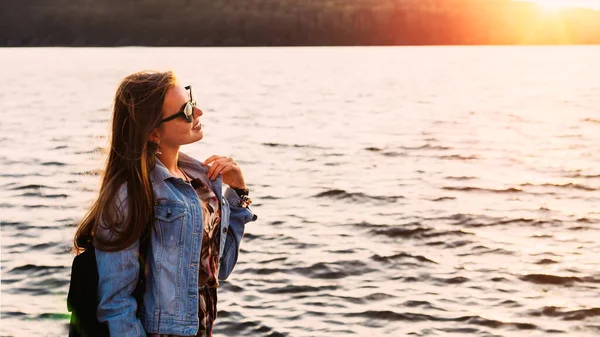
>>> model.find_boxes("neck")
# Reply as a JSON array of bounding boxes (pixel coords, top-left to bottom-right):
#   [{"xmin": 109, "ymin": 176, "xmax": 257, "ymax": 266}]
[{"xmin": 156, "ymin": 145, "xmax": 181, "ymax": 176}]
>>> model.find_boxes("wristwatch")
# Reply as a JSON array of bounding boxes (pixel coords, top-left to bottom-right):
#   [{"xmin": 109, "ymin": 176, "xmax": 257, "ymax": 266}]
[
  {"xmin": 231, "ymin": 187, "xmax": 252, "ymax": 208},
  {"xmin": 231, "ymin": 187, "xmax": 249, "ymax": 197}
]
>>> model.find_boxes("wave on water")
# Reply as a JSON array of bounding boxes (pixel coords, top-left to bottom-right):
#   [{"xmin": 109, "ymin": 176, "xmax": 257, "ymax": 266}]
[
  {"xmin": 440, "ymin": 154, "xmax": 479, "ymax": 160},
  {"xmin": 344, "ymin": 310, "xmax": 538, "ymax": 330},
  {"xmin": 314, "ymin": 189, "xmax": 403, "ymax": 203},
  {"xmin": 430, "ymin": 196, "xmax": 456, "ymax": 201},
  {"xmin": 519, "ymin": 182, "xmax": 596, "ymax": 191},
  {"xmin": 445, "ymin": 176, "xmax": 477, "ymax": 180},
  {"xmin": 41, "ymin": 161, "xmax": 67, "ymax": 166},
  {"xmin": 74, "ymin": 146, "xmax": 108, "ymax": 155},
  {"xmin": 261, "ymin": 142, "xmax": 328, "ymax": 149},
  {"xmin": 365, "ymin": 145, "xmax": 457, "ymax": 157},
  {"xmin": 22, "ymin": 204, "xmax": 53, "ymax": 209},
  {"xmin": 458, "ymin": 246, "xmax": 514, "ymax": 256},
  {"xmin": 369, "ymin": 225, "xmax": 473, "ymax": 239},
  {"xmin": 78, "ymin": 169, "xmax": 103, "ymax": 176},
  {"xmin": 381, "ymin": 151, "xmax": 406, "ymax": 157},
  {"xmin": 288, "ymin": 261, "xmax": 375, "ymax": 279},
  {"xmin": 216, "ymin": 317, "xmax": 287, "ymax": 337},
  {"xmin": 583, "ymin": 118, "xmax": 600, "ymax": 124},
  {"xmin": 402, "ymin": 144, "xmax": 452, "ymax": 151},
  {"xmin": 519, "ymin": 273, "xmax": 600, "ymax": 285},
  {"xmin": 8, "ymin": 264, "xmax": 67, "ymax": 274},
  {"xmin": 530, "ymin": 306, "xmax": 600, "ymax": 320},
  {"xmin": 16, "ymin": 192, "xmax": 69, "ymax": 198},
  {"xmin": 362, "ymin": 221, "xmax": 420, "ymax": 233},
  {"xmin": 0, "ymin": 221, "xmax": 27, "ymax": 228},
  {"xmin": 535, "ymin": 258, "xmax": 559, "ymax": 265},
  {"xmin": 36, "ymin": 313, "xmax": 71, "ymax": 320},
  {"xmin": 431, "ymin": 276, "xmax": 471, "ymax": 285},
  {"xmin": 2, "ymin": 222, "xmax": 62, "ymax": 232},
  {"xmin": 442, "ymin": 186, "xmax": 522, "ymax": 193},
  {"xmin": 366, "ymin": 144, "xmax": 454, "ymax": 152},
  {"xmin": 2, "ymin": 311, "xmax": 27, "ymax": 318},
  {"xmin": 371, "ymin": 252, "xmax": 437, "ymax": 264},
  {"xmin": 8, "ymin": 184, "xmax": 57, "ymax": 190},
  {"xmin": 566, "ymin": 173, "xmax": 600, "ymax": 179},
  {"xmin": 263, "ymin": 284, "xmax": 339, "ymax": 294},
  {"xmin": 462, "ymin": 215, "xmax": 554, "ymax": 228},
  {"xmin": 0, "ymin": 173, "xmax": 51, "ymax": 178}
]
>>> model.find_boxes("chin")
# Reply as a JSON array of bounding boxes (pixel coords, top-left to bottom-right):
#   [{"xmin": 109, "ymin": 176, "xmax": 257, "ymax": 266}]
[
  {"xmin": 180, "ymin": 134, "xmax": 203, "ymax": 146},
  {"xmin": 193, "ymin": 131, "xmax": 204, "ymax": 142}
]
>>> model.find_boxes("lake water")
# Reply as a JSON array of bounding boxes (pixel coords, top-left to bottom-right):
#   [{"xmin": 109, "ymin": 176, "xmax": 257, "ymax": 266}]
[{"xmin": 1, "ymin": 46, "xmax": 599, "ymax": 337}]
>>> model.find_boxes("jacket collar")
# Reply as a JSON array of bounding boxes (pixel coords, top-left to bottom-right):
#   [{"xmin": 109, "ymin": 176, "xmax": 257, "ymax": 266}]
[{"xmin": 150, "ymin": 152, "xmax": 222, "ymax": 198}]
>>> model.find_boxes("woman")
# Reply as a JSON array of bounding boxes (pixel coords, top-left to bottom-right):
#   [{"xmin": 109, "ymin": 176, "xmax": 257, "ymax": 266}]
[{"xmin": 73, "ymin": 70, "xmax": 257, "ymax": 337}]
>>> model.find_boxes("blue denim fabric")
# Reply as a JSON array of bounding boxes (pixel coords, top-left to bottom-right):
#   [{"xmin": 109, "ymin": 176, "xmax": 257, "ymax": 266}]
[{"xmin": 94, "ymin": 152, "xmax": 256, "ymax": 336}]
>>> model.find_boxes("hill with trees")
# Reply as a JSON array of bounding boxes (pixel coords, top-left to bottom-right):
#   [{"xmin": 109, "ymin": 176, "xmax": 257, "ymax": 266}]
[{"xmin": 1, "ymin": 0, "xmax": 599, "ymax": 46}]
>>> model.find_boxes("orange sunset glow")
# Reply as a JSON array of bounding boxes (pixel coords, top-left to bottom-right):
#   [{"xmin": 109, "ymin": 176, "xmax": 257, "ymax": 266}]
[{"xmin": 519, "ymin": 0, "xmax": 600, "ymax": 10}]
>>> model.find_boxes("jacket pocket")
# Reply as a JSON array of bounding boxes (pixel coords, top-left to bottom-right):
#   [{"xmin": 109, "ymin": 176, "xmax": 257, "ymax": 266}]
[{"xmin": 154, "ymin": 201, "xmax": 187, "ymax": 248}]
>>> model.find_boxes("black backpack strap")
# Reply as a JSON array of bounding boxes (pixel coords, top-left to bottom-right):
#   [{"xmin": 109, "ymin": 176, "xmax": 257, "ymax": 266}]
[
  {"xmin": 138, "ymin": 223, "xmax": 151, "ymax": 272},
  {"xmin": 139, "ymin": 197, "xmax": 153, "ymax": 262}
]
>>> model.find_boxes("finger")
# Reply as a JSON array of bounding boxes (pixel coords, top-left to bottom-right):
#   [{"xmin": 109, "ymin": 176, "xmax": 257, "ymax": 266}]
[
  {"xmin": 209, "ymin": 161, "xmax": 228, "ymax": 180},
  {"xmin": 207, "ymin": 157, "xmax": 232, "ymax": 178},
  {"xmin": 204, "ymin": 156, "xmax": 231, "ymax": 170},
  {"xmin": 203, "ymin": 155, "xmax": 225, "ymax": 166},
  {"xmin": 206, "ymin": 157, "xmax": 224, "ymax": 176},
  {"xmin": 214, "ymin": 161, "xmax": 239, "ymax": 179},
  {"xmin": 203, "ymin": 155, "xmax": 219, "ymax": 166},
  {"xmin": 211, "ymin": 164, "xmax": 234, "ymax": 180}
]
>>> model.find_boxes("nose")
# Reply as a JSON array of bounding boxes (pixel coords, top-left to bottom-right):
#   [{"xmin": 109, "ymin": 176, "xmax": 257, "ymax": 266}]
[{"xmin": 193, "ymin": 106, "xmax": 203, "ymax": 117}]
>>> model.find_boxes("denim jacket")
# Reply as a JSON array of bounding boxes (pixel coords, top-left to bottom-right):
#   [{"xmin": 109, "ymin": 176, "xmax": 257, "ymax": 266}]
[{"xmin": 94, "ymin": 152, "xmax": 257, "ymax": 336}]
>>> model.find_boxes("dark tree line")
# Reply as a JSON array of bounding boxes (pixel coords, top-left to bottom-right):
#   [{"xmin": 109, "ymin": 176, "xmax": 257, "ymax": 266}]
[{"xmin": 1, "ymin": 0, "xmax": 599, "ymax": 46}]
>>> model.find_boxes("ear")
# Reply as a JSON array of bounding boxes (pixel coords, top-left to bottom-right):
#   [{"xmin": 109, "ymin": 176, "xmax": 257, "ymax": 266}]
[{"xmin": 148, "ymin": 127, "xmax": 161, "ymax": 143}]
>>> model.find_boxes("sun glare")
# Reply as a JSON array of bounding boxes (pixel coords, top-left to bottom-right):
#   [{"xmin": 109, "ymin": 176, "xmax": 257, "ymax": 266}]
[
  {"xmin": 526, "ymin": 0, "xmax": 600, "ymax": 11},
  {"xmin": 536, "ymin": 0, "xmax": 570, "ymax": 10}
]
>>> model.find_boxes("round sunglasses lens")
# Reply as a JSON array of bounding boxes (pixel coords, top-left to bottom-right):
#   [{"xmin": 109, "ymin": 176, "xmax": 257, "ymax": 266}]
[{"xmin": 185, "ymin": 103, "xmax": 194, "ymax": 122}]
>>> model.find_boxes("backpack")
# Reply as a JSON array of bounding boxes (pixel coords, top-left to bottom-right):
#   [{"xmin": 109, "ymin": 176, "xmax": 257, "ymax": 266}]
[{"xmin": 67, "ymin": 224, "xmax": 150, "ymax": 337}]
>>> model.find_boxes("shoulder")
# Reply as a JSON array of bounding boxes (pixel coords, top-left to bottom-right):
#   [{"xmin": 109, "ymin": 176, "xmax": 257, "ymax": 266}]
[
  {"xmin": 94, "ymin": 182, "xmax": 130, "ymax": 245},
  {"xmin": 115, "ymin": 182, "xmax": 129, "ymax": 208}
]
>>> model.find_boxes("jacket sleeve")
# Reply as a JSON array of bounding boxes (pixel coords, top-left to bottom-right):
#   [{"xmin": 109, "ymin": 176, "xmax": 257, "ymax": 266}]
[
  {"xmin": 218, "ymin": 187, "xmax": 257, "ymax": 280},
  {"xmin": 93, "ymin": 183, "xmax": 146, "ymax": 337},
  {"xmin": 95, "ymin": 242, "xmax": 146, "ymax": 337}
]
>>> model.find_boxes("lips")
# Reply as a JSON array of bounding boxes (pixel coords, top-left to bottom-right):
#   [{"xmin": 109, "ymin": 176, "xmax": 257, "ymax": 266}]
[{"xmin": 192, "ymin": 119, "xmax": 202, "ymax": 130}]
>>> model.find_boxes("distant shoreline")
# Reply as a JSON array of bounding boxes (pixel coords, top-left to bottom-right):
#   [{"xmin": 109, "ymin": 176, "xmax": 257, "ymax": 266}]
[
  {"xmin": 3, "ymin": 0, "xmax": 600, "ymax": 47},
  {"xmin": 3, "ymin": 44, "xmax": 600, "ymax": 48}
]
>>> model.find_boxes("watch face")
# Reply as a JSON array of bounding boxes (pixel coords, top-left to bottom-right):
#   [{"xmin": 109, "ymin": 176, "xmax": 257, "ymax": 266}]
[{"xmin": 240, "ymin": 195, "xmax": 252, "ymax": 208}]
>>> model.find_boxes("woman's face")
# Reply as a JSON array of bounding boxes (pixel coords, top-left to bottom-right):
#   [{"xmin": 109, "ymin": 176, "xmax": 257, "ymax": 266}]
[{"xmin": 154, "ymin": 83, "xmax": 204, "ymax": 148}]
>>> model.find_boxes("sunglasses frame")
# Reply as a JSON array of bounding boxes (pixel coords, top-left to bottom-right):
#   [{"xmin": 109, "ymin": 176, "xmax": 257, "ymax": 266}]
[{"xmin": 159, "ymin": 85, "xmax": 195, "ymax": 124}]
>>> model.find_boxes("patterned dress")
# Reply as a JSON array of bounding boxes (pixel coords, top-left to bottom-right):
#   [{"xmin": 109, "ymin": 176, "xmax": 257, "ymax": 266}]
[{"xmin": 149, "ymin": 175, "xmax": 221, "ymax": 337}]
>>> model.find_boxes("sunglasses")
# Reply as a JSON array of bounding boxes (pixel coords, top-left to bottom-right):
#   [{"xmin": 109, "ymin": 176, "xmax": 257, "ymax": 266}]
[{"xmin": 159, "ymin": 85, "xmax": 196, "ymax": 124}]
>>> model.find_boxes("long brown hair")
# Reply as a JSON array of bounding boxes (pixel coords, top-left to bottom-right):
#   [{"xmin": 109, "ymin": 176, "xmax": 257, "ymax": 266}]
[{"xmin": 73, "ymin": 71, "xmax": 177, "ymax": 253}]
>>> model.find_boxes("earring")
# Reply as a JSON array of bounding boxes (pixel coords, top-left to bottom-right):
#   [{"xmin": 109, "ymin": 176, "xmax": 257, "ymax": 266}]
[{"xmin": 154, "ymin": 140, "xmax": 162, "ymax": 155}]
